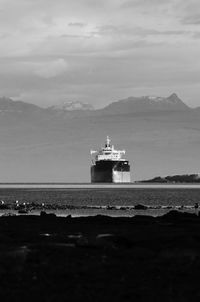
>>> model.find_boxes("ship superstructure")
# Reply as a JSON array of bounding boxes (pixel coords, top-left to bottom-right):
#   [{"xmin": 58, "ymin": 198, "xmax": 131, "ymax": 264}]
[{"xmin": 90, "ymin": 136, "xmax": 131, "ymax": 183}]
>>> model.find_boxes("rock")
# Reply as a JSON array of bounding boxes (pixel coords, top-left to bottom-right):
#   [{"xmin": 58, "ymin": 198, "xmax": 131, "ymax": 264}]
[
  {"xmin": 162, "ymin": 210, "xmax": 196, "ymax": 220},
  {"xmin": 96, "ymin": 234, "xmax": 133, "ymax": 249},
  {"xmin": 40, "ymin": 211, "xmax": 57, "ymax": 218},
  {"xmin": 134, "ymin": 204, "xmax": 148, "ymax": 210}
]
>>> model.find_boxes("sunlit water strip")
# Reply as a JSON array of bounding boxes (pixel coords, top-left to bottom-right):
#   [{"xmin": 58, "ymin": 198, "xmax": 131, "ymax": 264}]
[{"xmin": 0, "ymin": 183, "xmax": 200, "ymax": 189}]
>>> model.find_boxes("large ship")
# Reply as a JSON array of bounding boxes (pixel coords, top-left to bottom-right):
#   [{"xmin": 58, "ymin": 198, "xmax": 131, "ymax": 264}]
[{"xmin": 90, "ymin": 136, "xmax": 131, "ymax": 183}]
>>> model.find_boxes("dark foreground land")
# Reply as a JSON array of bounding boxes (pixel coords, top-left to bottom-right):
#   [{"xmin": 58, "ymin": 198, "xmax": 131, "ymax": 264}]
[{"xmin": 1, "ymin": 212, "xmax": 200, "ymax": 301}]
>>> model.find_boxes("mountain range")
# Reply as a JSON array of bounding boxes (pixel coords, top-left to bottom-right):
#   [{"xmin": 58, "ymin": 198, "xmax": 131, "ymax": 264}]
[
  {"xmin": 0, "ymin": 93, "xmax": 192, "ymax": 116},
  {"xmin": 49, "ymin": 101, "xmax": 94, "ymax": 112},
  {"xmin": 0, "ymin": 93, "xmax": 199, "ymax": 182}
]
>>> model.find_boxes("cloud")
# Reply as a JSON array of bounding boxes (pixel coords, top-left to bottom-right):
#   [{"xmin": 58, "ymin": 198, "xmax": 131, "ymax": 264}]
[
  {"xmin": 121, "ymin": 0, "xmax": 169, "ymax": 9},
  {"xmin": 0, "ymin": 0, "xmax": 200, "ymax": 108},
  {"xmin": 182, "ymin": 14, "xmax": 200, "ymax": 25},
  {"xmin": 0, "ymin": 58, "xmax": 69, "ymax": 78},
  {"xmin": 179, "ymin": 0, "xmax": 200, "ymax": 25},
  {"xmin": 94, "ymin": 24, "xmax": 190, "ymax": 38},
  {"xmin": 32, "ymin": 58, "xmax": 69, "ymax": 78},
  {"xmin": 68, "ymin": 22, "xmax": 86, "ymax": 27}
]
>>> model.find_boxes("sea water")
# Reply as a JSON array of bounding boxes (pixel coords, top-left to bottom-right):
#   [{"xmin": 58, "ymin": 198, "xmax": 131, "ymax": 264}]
[{"xmin": 0, "ymin": 184, "xmax": 200, "ymax": 217}]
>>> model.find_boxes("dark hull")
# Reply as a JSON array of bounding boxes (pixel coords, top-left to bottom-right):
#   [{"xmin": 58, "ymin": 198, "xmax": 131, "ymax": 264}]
[{"xmin": 91, "ymin": 160, "xmax": 130, "ymax": 183}]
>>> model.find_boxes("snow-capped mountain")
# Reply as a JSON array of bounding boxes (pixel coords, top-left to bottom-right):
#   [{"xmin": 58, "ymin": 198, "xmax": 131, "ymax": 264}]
[
  {"xmin": 49, "ymin": 101, "xmax": 94, "ymax": 111},
  {"xmin": 100, "ymin": 93, "xmax": 190, "ymax": 115},
  {"xmin": 146, "ymin": 94, "xmax": 182, "ymax": 104}
]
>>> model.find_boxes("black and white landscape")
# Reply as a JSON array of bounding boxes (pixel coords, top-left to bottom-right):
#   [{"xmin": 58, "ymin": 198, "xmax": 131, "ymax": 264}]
[{"xmin": 1, "ymin": 2, "xmax": 200, "ymax": 302}]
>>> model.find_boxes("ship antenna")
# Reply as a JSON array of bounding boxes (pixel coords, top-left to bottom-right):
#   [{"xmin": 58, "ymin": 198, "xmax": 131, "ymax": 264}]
[{"xmin": 106, "ymin": 135, "xmax": 111, "ymax": 147}]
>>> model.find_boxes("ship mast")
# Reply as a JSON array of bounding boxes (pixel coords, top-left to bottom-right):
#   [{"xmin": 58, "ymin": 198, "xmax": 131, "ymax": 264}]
[{"xmin": 106, "ymin": 136, "xmax": 111, "ymax": 148}]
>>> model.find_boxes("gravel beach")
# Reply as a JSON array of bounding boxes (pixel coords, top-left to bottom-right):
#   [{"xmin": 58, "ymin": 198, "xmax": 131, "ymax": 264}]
[{"xmin": 0, "ymin": 211, "xmax": 200, "ymax": 301}]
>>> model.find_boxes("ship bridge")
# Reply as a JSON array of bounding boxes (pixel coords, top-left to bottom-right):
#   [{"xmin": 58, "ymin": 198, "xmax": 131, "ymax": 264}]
[{"xmin": 91, "ymin": 136, "xmax": 126, "ymax": 161}]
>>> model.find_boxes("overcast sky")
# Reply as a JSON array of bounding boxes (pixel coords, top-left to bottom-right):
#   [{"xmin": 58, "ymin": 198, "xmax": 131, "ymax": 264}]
[{"xmin": 0, "ymin": 0, "xmax": 200, "ymax": 108}]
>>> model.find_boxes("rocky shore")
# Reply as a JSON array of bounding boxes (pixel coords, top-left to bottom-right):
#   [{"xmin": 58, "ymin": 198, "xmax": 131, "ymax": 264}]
[
  {"xmin": 1, "ymin": 211, "xmax": 200, "ymax": 301},
  {"xmin": 0, "ymin": 200, "xmax": 198, "ymax": 213}
]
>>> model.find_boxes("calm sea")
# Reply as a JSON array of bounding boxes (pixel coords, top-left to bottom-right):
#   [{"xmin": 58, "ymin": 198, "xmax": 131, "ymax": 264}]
[{"xmin": 0, "ymin": 184, "xmax": 200, "ymax": 217}]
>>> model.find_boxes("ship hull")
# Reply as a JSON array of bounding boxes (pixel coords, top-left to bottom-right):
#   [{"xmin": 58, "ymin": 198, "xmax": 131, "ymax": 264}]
[{"xmin": 91, "ymin": 160, "xmax": 130, "ymax": 183}]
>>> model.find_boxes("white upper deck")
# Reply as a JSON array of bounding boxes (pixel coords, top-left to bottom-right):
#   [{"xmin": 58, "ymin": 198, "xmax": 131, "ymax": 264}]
[{"xmin": 90, "ymin": 136, "xmax": 126, "ymax": 161}]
